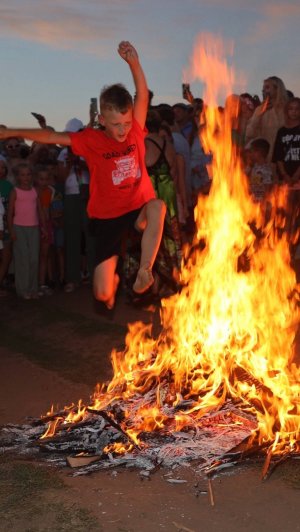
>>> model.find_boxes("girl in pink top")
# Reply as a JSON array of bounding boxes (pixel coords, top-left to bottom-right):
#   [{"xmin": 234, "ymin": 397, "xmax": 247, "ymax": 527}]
[{"xmin": 7, "ymin": 163, "xmax": 45, "ymax": 299}]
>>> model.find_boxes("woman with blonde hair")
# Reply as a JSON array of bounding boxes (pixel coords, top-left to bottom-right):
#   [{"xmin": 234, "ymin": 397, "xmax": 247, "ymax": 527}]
[{"xmin": 245, "ymin": 76, "xmax": 289, "ymax": 160}]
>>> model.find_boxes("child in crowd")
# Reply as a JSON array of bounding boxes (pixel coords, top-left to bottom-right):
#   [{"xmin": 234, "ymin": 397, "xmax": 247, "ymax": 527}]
[
  {"xmin": 0, "ymin": 41, "xmax": 166, "ymax": 309},
  {"xmin": 245, "ymin": 138, "xmax": 273, "ymax": 202},
  {"xmin": 34, "ymin": 166, "xmax": 54, "ymax": 295},
  {"xmin": 7, "ymin": 163, "xmax": 45, "ymax": 299}
]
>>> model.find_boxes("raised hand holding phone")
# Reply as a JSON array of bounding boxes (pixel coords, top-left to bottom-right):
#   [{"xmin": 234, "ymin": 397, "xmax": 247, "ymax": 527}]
[
  {"xmin": 31, "ymin": 112, "xmax": 46, "ymax": 128},
  {"xmin": 182, "ymin": 83, "xmax": 193, "ymax": 103}
]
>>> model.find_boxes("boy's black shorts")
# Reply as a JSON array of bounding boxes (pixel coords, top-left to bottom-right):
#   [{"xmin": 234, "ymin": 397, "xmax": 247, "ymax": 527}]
[{"xmin": 89, "ymin": 207, "xmax": 143, "ymax": 267}]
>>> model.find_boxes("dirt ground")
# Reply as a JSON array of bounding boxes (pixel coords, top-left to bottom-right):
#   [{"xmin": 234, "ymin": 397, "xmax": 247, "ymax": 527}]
[{"xmin": 0, "ymin": 285, "xmax": 300, "ymax": 532}]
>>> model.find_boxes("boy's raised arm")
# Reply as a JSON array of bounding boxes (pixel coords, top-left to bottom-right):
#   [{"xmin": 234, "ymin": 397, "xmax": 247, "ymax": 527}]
[
  {"xmin": 0, "ymin": 127, "xmax": 71, "ymax": 146},
  {"xmin": 118, "ymin": 41, "xmax": 148, "ymax": 129}
]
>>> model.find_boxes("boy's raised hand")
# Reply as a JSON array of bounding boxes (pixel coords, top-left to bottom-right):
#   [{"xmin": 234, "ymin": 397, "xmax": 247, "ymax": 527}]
[{"xmin": 118, "ymin": 41, "xmax": 139, "ymax": 66}]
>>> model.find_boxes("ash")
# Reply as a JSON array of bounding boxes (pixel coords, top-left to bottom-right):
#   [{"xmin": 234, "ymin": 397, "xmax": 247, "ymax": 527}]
[{"xmin": 0, "ymin": 398, "xmax": 256, "ymax": 477}]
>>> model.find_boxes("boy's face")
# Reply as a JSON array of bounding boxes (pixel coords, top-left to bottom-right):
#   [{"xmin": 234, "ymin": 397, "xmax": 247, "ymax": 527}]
[
  {"xmin": 287, "ymin": 101, "xmax": 300, "ymax": 123},
  {"xmin": 36, "ymin": 172, "xmax": 49, "ymax": 188},
  {"xmin": 99, "ymin": 108, "xmax": 133, "ymax": 142},
  {"xmin": 250, "ymin": 148, "xmax": 264, "ymax": 164}
]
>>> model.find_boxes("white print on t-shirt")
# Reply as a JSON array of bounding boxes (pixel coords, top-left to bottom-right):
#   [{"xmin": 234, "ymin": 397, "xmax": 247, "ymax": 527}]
[
  {"xmin": 112, "ymin": 156, "xmax": 141, "ymax": 186},
  {"xmin": 286, "ymin": 147, "xmax": 300, "ymax": 161},
  {"xmin": 282, "ymin": 134, "xmax": 300, "ymax": 143}
]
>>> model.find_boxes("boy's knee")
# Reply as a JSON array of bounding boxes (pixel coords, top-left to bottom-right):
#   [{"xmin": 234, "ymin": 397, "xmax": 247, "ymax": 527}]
[{"xmin": 148, "ymin": 198, "xmax": 166, "ymax": 218}]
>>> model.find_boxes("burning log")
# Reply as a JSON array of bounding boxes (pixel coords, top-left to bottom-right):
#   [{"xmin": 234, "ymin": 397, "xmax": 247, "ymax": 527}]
[{"xmin": 87, "ymin": 407, "xmax": 141, "ymax": 450}]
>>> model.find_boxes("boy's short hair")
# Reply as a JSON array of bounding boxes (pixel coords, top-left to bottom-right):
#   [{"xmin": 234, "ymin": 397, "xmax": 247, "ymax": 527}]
[
  {"xmin": 100, "ymin": 83, "xmax": 133, "ymax": 113},
  {"xmin": 250, "ymin": 138, "xmax": 270, "ymax": 158}
]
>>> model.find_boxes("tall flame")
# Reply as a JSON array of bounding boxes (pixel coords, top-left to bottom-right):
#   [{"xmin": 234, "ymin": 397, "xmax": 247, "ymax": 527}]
[{"xmin": 43, "ymin": 35, "xmax": 300, "ymax": 457}]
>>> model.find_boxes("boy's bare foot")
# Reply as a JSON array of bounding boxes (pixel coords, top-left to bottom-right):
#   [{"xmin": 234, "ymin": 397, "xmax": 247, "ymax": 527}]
[
  {"xmin": 133, "ymin": 263, "xmax": 154, "ymax": 294},
  {"xmin": 106, "ymin": 273, "xmax": 120, "ymax": 310}
]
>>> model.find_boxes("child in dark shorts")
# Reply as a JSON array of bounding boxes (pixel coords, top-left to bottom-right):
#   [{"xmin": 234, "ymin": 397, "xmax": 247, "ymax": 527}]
[{"xmin": 0, "ymin": 41, "xmax": 166, "ymax": 309}]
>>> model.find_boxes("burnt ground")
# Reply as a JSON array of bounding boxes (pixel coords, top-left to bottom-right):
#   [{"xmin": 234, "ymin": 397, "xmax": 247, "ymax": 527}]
[{"xmin": 0, "ymin": 285, "xmax": 299, "ymax": 532}]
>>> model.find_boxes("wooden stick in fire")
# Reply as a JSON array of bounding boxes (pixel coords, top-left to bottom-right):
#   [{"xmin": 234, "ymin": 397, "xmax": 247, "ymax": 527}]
[
  {"xmin": 208, "ymin": 477, "xmax": 215, "ymax": 507},
  {"xmin": 87, "ymin": 408, "xmax": 141, "ymax": 450}
]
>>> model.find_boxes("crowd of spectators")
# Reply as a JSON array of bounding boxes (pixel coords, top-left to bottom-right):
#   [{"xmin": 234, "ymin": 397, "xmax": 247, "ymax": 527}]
[{"xmin": 0, "ymin": 75, "xmax": 299, "ymax": 302}]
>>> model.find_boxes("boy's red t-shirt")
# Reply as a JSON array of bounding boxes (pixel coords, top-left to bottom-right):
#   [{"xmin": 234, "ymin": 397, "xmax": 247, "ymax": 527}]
[{"xmin": 69, "ymin": 119, "xmax": 156, "ymax": 219}]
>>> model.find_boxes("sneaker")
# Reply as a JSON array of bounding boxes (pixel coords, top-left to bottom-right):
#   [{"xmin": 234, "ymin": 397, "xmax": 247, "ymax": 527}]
[
  {"xmin": 133, "ymin": 264, "xmax": 154, "ymax": 294},
  {"xmin": 64, "ymin": 282, "xmax": 76, "ymax": 293},
  {"xmin": 38, "ymin": 285, "xmax": 53, "ymax": 296}
]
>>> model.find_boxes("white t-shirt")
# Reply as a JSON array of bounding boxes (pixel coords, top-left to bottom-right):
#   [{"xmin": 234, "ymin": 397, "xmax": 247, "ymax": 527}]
[{"xmin": 57, "ymin": 148, "xmax": 90, "ymax": 195}]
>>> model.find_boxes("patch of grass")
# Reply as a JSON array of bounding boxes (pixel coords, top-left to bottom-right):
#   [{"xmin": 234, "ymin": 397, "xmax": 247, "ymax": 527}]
[
  {"xmin": 0, "ymin": 459, "xmax": 102, "ymax": 531},
  {"xmin": 42, "ymin": 502, "xmax": 103, "ymax": 532},
  {"xmin": 0, "ymin": 460, "xmax": 63, "ymax": 512}
]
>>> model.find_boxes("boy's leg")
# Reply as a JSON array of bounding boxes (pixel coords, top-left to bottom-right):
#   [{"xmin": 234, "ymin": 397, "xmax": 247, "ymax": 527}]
[
  {"xmin": 93, "ymin": 255, "xmax": 119, "ymax": 309},
  {"xmin": 133, "ymin": 198, "xmax": 166, "ymax": 293}
]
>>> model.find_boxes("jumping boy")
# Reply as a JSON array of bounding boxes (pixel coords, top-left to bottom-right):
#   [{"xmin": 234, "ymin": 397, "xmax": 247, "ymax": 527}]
[{"xmin": 0, "ymin": 41, "xmax": 166, "ymax": 309}]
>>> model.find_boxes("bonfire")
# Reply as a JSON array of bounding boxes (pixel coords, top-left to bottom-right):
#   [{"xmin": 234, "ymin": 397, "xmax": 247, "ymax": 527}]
[{"xmin": 1, "ymin": 35, "xmax": 300, "ymax": 481}]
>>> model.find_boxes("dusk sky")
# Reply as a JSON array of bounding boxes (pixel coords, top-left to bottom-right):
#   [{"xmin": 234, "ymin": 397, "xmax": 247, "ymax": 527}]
[{"xmin": 1, "ymin": 0, "xmax": 299, "ymax": 131}]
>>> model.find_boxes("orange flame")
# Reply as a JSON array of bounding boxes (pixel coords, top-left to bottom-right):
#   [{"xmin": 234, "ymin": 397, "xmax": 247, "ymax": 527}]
[
  {"xmin": 41, "ymin": 34, "xmax": 300, "ymax": 457},
  {"xmin": 40, "ymin": 400, "xmax": 87, "ymax": 439},
  {"xmin": 92, "ymin": 34, "xmax": 299, "ymax": 454}
]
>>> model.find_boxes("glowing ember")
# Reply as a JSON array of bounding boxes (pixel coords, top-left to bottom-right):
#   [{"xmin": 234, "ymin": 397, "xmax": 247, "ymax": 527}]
[{"xmin": 41, "ymin": 34, "xmax": 300, "ymax": 462}]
